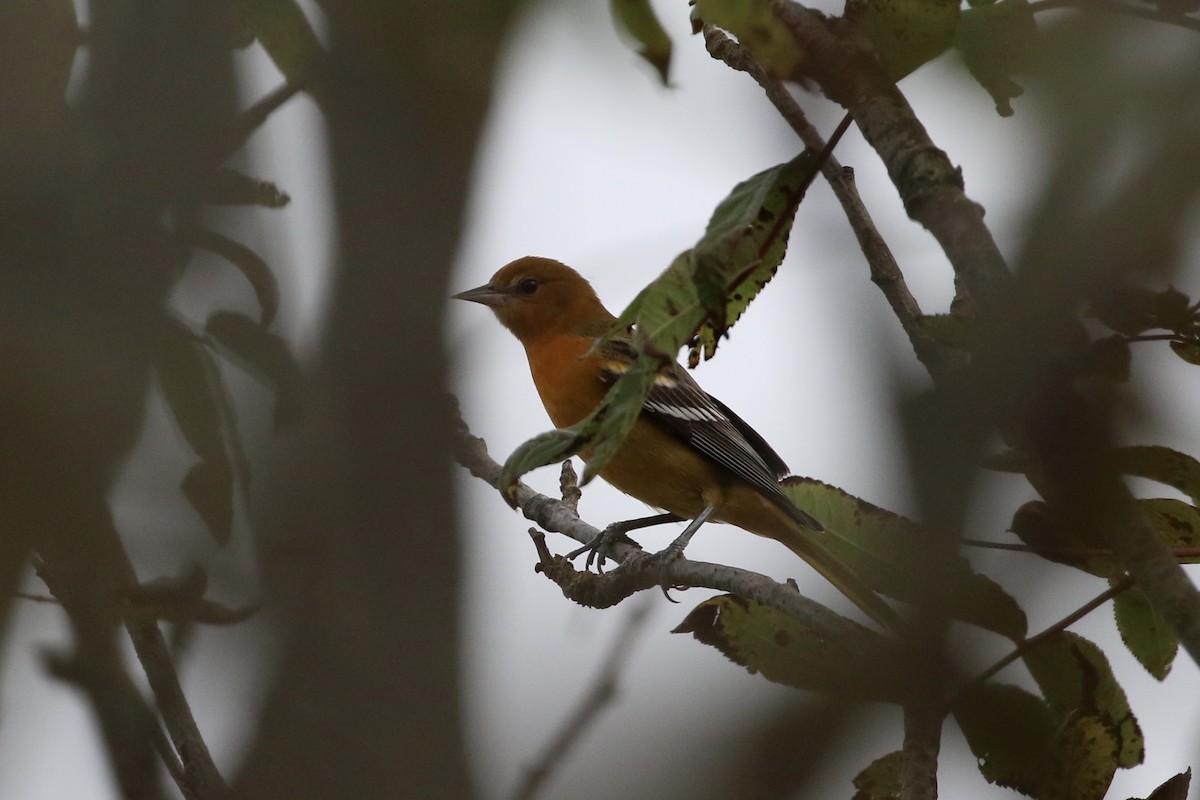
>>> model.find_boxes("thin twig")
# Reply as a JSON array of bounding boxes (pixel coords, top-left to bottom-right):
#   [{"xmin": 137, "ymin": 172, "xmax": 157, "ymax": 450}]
[
  {"xmin": 962, "ymin": 538, "xmax": 1200, "ymax": 560},
  {"xmin": 968, "ymin": 576, "xmax": 1134, "ymax": 689},
  {"xmin": 559, "ymin": 460, "xmax": 581, "ymax": 514},
  {"xmin": 702, "ymin": 26, "xmax": 962, "ymax": 382},
  {"xmin": 507, "ymin": 597, "xmax": 654, "ymax": 800}
]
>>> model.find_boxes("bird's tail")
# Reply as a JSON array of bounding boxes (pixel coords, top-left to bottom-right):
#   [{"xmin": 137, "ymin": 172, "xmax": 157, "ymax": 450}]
[{"xmin": 722, "ymin": 490, "xmax": 902, "ymax": 632}]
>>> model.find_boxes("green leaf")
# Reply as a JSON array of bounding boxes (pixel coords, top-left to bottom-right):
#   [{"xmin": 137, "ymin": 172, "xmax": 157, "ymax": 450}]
[
  {"xmin": 859, "ymin": 0, "xmax": 960, "ymax": 80},
  {"xmin": 953, "ymin": 683, "xmax": 1057, "ymax": 795},
  {"xmin": 691, "ymin": 0, "xmax": 805, "ymax": 77},
  {"xmin": 498, "ymin": 429, "xmax": 586, "ymax": 506},
  {"xmin": 202, "ymin": 167, "xmax": 291, "ymax": 208},
  {"xmin": 1115, "ymin": 446, "xmax": 1200, "ymax": 505},
  {"xmin": 1022, "ymin": 631, "xmax": 1144, "ymax": 770},
  {"xmin": 1112, "ymin": 581, "xmax": 1177, "ymax": 681},
  {"xmin": 1141, "ymin": 498, "xmax": 1200, "ymax": 557},
  {"xmin": 182, "ymin": 460, "xmax": 234, "ymax": 545},
  {"xmin": 611, "ymin": 153, "xmax": 816, "ymax": 364},
  {"xmin": 953, "ymin": 0, "xmax": 1037, "ymax": 116},
  {"xmin": 205, "ymin": 311, "xmax": 303, "ymax": 430},
  {"xmin": 190, "ymin": 229, "xmax": 281, "ymax": 326},
  {"xmin": 610, "ymin": 0, "xmax": 672, "ymax": 85},
  {"xmin": 851, "ymin": 751, "xmax": 904, "ymax": 800},
  {"xmin": 1089, "ymin": 283, "xmax": 1192, "ymax": 336},
  {"xmin": 780, "ymin": 477, "xmax": 1028, "ymax": 639},
  {"xmin": 235, "ymin": 0, "xmax": 325, "ymax": 83},
  {"xmin": 691, "ymin": 152, "xmax": 816, "ymax": 357},
  {"xmin": 672, "ymin": 595, "xmax": 904, "ymax": 700}
]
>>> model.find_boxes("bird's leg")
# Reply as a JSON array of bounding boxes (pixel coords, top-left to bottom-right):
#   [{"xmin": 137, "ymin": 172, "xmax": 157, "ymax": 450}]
[
  {"xmin": 566, "ymin": 513, "xmax": 682, "ymax": 571},
  {"xmin": 654, "ymin": 504, "xmax": 717, "ymax": 565}
]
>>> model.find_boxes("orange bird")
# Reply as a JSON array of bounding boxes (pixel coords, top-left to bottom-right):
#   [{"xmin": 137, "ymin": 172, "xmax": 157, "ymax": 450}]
[{"xmin": 455, "ymin": 256, "xmax": 898, "ymax": 629}]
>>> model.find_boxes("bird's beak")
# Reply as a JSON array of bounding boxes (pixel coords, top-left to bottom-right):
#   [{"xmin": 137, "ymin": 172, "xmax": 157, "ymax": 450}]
[{"xmin": 452, "ymin": 283, "xmax": 507, "ymax": 308}]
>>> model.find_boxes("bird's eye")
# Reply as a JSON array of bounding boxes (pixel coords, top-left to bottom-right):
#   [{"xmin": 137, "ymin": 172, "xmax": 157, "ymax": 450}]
[{"xmin": 516, "ymin": 278, "xmax": 539, "ymax": 295}]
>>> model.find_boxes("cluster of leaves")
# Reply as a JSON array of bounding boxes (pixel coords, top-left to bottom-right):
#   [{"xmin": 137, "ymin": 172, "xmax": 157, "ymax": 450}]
[
  {"xmin": 150, "ymin": 0, "xmax": 318, "ymax": 594},
  {"xmin": 611, "ymin": 0, "xmax": 1040, "ymax": 115}
]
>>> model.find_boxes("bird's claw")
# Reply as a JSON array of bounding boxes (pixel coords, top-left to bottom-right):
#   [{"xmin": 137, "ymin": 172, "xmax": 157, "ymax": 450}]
[
  {"xmin": 565, "ymin": 525, "xmax": 640, "ymax": 572},
  {"xmin": 649, "ymin": 543, "xmax": 687, "ymax": 602}
]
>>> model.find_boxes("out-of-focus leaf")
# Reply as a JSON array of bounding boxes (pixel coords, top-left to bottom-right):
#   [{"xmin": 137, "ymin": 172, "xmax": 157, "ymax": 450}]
[
  {"xmin": 182, "ymin": 460, "xmax": 234, "ymax": 545},
  {"xmin": 235, "ymin": 0, "xmax": 325, "ymax": 83},
  {"xmin": 851, "ymin": 751, "xmax": 903, "ymax": 800},
  {"xmin": 1089, "ymin": 283, "xmax": 1192, "ymax": 336},
  {"xmin": 1139, "ymin": 770, "xmax": 1193, "ymax": 800},
  {"xmin": 672, "ymin": 594, "xmax": 904, "ymax": 700},
  {"xmin": 1022, "ymin": 631, "xmax": 1144, "ymax": 769},
  {"xmin": 610, "ymin": 0, "xmax": 672, "ymax": 85},
  {"xmin": 190, "ymin": 229, "xmax": 281, "ymax": 326},
  {"xmin": 857, "ymin": 0, "xmax": 960, "ymax": 80},
  {"xmin": 953, "ymin": 0, "xmax": 1037, "ymax": 116},
  {"xmin": 691, "ymin": 0, "xmax": 805, "ymax": 77},
  {"xmin": 0, "ymin": 0, "xmax": 77, "ymax": 140},
  {"xmin": 159, "ymin": 316, "xmax": 227, "ymax": 464},
  {"xmin": 121, "ymin": 566, "xmax": 258, "ymax": 624},
  {"xmin": 1108, "ymin": 448, "xmax": 1200, "ymax": 503},
  {"xmin": 1169, "ymin": 340, "xmax": 1200, "ymax": 365},
  {"xmin": 953, "ymin": 683, "xmax": 1057, "ymax": 795},
  {"xmin": 1084, "ymin": 335, "xmax": 1131, "ymax": 383},
  {"xmin": 1010, "ymin": 500, "xmax": 1115, "ymax": 576},
  {"xmin": 1113, "ymin": 580, "xmax": 1177, "ymax": 681},
  {"xmin": 781, "ymin": 477, "xmax": 1028, "ymax": 639},
  {"xmin": 206, "ymin": 311, "xmax": 303, "ymax": 430},
  {"xmin": 916, "ymin": 313, "xmax": 977, "ymax": 350},
  {"xmin": 202, "ymin": 167, "xmax": 291, "ymax": 208},
  {"xmin": 1141, "ymin": 498, "xmax": 1200, "ymax": 556}
]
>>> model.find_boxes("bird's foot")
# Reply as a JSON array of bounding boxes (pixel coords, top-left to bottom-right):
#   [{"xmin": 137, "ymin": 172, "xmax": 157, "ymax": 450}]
[{"xmin": 565, "ymin": 525, "xmax": 641, "ymax": 572}]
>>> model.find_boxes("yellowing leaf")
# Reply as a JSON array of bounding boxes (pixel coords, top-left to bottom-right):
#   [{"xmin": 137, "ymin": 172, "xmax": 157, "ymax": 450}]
[
  {"xmin": 673, "ymin": 594, "xmax": 905, "ymax": 700},
  {"xmin": 852, "ymin": 751, "xmax": 904, "ymax": 800}
]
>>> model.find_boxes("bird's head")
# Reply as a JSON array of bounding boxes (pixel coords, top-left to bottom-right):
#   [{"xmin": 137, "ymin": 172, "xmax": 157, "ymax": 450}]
[{"xmin": 453, "ymin": 256, "xmax": 615, "ymax": 342}]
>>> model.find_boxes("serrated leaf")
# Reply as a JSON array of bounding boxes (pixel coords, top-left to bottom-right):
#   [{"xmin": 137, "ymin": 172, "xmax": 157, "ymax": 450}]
[
  {"xmin": 202, "ymin": 167, "xmax": 290, "ymax": 208},
  {"xmin": 1022, "ymin": 631, "xmax": 1144, "ymax": 769},
  {"xmin": 780, "ymin": 477, "xmax": 1028, "ymax": 639},
  {"xmin": 1112, "ymin": 581, "xmax": 1177, "ymax": 680},
  {"xmin": 1046, "ymin": 714, "xmax": 1119, "ymax": 800},
  {"xmin": 851, "ymin": 751, "xmax": 904, "ymax": 800},
  {"xmin": 953, "ymin": 683, "xmax": 1057, "ymax": 795},
  {"xmin": 610, "ymin": 0, "xmax": 672, "ymax": 85},
  {"xmin": 158, "ymin": 316, "xmax": 227, "ymax": 464},
  {"xmin": 691, "ymin": 0, "xmax": 805, "ymax": 77},
  {"xmin": 206, "ymin": 311, "xmax": 302, "ymax": 430},
  {"xmin": 498, "ymin": 429, "xmax": 586, "ymax": 506},
  {"xmin": 182, "ymin": 460, "xmax": 234, "ymax": 545},
  {"xmin": 1115, "ymin": 446, "xmax": 1200, "ymax": 505},
  {"xmin": 859, "ymin": 0, "xmax": 960, "ymax": 79},
  {"xmin": 190, "ymin": 229, "xmax": 281, "ymax": 326},
  {"xmin": 672, "ymin": 594, "xmax": 904, "ymax": 700},
  {"xmin": 953, "ymin": 0, "xmax": 1037, "ymax": 116},
  {"xmin": 235, "ymin": 0, "xmax": 324, "ymax": 83}
]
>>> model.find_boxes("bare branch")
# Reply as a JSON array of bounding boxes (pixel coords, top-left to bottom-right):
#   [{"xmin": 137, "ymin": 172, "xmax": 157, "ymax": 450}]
[
  {"xmin": 507, "ymin": 597, "xmax": 654, "ymax": 800},
  {"xmin": 901, "ymin": 705, "xmax": 942, "ymax": 800}
]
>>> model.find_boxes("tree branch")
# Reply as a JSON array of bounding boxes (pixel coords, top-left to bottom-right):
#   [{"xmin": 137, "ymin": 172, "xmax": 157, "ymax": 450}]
[
  {"xmin": 767, "ymin": 0, "xmax": 1013, "ymax": 315},
  {"xmin": 901, "ymin": 705, "xmax": 942, "ymax": 800},
  {"xmin": 702, "ymin": 26, "xmax": 964, "ymax": 382}
]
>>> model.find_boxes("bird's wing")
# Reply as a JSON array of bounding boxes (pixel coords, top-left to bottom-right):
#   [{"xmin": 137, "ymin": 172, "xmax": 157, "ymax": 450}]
[{"xmin": 597, "ymin": 339, "xmax": 823, "ymax": 531}]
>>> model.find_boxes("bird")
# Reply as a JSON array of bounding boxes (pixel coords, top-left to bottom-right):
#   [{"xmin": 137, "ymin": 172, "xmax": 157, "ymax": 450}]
[{"xmin": 454, "ymin": 255, "xmax": 898, "ymax": 629}]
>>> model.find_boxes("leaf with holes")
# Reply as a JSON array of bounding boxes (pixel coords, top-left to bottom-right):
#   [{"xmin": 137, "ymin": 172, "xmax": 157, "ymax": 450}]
[
  {"xmin": 672, "ymin": 594, "xmax": 905, "ymax": 700},
  {"xmin": 1022, "ymin": 631, "xmax": 1143, "ymax": 769}
]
